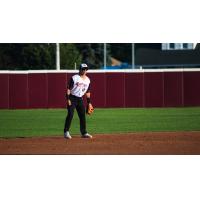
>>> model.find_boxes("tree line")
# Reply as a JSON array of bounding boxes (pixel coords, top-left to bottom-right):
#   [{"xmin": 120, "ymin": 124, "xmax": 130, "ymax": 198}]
[{"xmin": 0, "ymin": 43, "xmax": 132, "ymax": 70}]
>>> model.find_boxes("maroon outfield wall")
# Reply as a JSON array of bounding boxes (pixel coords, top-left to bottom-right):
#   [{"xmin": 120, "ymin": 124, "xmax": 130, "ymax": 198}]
[
  {"xmin": 89, "ymin": 73, "xmax": 106, "ymax": 107},
  {"xmin": 125, "ymin": 73, "xmax": 144, "ymax": 107},
  {"xmin": 144, "ymin": 72, "xmax": 164, "ymax": 107},
  {"xmin": 163, "ymin": 72, "xmax": 183, "ymax": 107},
  {"xmin": 183, "ymin": 72, "xmax": 200, "ymax": 106},
  {"xmin": 47, "ymin": 73, "xmax": 67, "ymax": 108},
  {"xmin": 0, "ymin": 74, "xmax": 9, "ymax": 109},
  {"xmin": 106, "ymin": 73, "xmax": 125, "ymax": 107},
  {"xmin": 28, "ymin": 73, "xmax": 48, "ymax": 108},
  {"xmin": 9, "ymin": 74, "xmax": 28, "ymax": 109},
  {"xmin": 0, "ymin": 70, "xmax": 200, "ymax": 109}
]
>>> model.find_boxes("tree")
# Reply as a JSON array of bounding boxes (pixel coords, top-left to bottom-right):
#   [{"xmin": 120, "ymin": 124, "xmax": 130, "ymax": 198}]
[
  {"xmin": 0, "ymin": 43, "xmax": 118, "ymax": 70},
  {"xmin": 75, "ymin": 43, "xmax": 111, "ymax": 69},
  {"xmin": 21, "ymin": 44, "xmax": 55, "ymax": 70},
  {"xmin": 0, "ymin": 43, "xmax": 55, "ymax": 70},
  {"xmin": 60, "ymin": 43, "xmax": 82, "ymax": 69}
]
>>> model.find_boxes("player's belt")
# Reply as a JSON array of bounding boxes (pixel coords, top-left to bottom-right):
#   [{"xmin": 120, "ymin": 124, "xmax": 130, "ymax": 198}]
[{"xmin": 70, "ymin": 94, "xmax": 82, "ymax": 99}]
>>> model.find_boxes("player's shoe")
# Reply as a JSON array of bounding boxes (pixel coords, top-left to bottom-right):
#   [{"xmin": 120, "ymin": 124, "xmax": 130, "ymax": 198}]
[
  {"xmin": 82, "ymin": 133, "xmax": 93, "ymax": 138},
  {"xmin": 64, "ymin": 131, "xmax": 72, "ymax": 139}
]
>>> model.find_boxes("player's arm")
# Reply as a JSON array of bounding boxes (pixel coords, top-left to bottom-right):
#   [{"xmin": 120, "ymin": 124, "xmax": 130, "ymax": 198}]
[
  {"xmin": 66, "ymin": 89, "xmax": 71, "ymax": 106},
  {"xmin": 85, "ymin": 83, "xmax": 94, "ymax": 115},
  {"xmin": 66, "ymin": 77, "xmax": 74, "ymax": 106},
  {"xmin": 86, "ymin": 92, "xmax": 91, "ymax": 104},
  {"xmin": 85, "ymin": 83, "xmax": 91, "ymax": 104}
]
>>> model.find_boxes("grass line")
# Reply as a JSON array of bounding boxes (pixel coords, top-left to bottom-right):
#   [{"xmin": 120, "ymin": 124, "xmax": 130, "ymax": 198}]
[{"xmin": 0, "ymin": 107, "xmax": 200, "ymax": 138}]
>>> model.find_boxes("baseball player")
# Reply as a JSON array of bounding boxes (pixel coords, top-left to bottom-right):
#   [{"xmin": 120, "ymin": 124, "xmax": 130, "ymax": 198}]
[{"xmin": 64, "ymin": 63, "xmax": 94, "ymax": 139}]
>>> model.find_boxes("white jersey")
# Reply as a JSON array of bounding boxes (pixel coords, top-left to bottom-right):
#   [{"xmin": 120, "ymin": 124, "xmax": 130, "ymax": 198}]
[{"xmin": 69, "ymin": 74, "xmax": 90, "ymax": 97}]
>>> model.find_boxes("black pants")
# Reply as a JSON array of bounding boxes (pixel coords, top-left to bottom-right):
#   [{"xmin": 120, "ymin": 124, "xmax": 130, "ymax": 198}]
[{"xmin": 64, "ymin": 95, "xmax": 87, "ymax": 135}]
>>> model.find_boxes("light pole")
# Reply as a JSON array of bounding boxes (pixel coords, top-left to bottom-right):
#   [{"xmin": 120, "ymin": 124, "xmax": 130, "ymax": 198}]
[
  {"xmin": 104, "ymin": 43, "xmax": 106, "ymax": 69},
  {"xmin": 132, "ymin": 43, "xmax": 135, "ymax": 69},
  {"xmin": 56, "ymin": 43, "xmax": 60, "ymax": 70}
]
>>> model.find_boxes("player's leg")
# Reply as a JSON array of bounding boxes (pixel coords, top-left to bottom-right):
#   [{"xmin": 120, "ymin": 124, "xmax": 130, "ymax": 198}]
[
  {"xmin": 76, "ymin": 99, "xmax": 92, "ymax": 138},
  {"xmin": 64, "ymin": 102, "xmax": 76, "ymax": 138},
  {"xmin": 76, "ymin": 99, "xmax": 87, "ymax": 135}
]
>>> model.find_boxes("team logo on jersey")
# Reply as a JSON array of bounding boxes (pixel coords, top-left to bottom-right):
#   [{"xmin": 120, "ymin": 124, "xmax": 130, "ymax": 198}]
[{"xmin": 76, "ymin": 82, "xmax": 84, "ymax": 86}]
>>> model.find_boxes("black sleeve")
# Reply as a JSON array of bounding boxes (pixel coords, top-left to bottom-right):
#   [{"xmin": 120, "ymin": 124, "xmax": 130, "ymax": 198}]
[
  {"xmin": 86, "ymin": 83, "xmax": 91, "ymax": 93},
  {"xmin": 67, "ymin": 77, "xmax": 74, "ymax": 90}
]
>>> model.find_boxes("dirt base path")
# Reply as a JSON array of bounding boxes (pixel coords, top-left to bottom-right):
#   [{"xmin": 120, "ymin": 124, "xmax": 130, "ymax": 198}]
[{"xmin": 1, "ymin": 132, "xmax": 200, "ymax": 155}]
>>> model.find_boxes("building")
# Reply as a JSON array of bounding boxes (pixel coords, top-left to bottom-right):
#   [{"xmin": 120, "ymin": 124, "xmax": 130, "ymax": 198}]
[{"xmin": 135, "ymin": 43, "xmax": 200, "ymax": 69}]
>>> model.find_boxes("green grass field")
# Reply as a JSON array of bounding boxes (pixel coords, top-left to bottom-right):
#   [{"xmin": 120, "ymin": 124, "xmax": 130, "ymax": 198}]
[{"xmin": 0, "ymin": 107, "xmax": 200, "ymax": 138}]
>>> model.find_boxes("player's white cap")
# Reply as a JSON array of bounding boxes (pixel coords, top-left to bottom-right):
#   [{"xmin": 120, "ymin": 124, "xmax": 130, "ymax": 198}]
[{"xmin": 79, "ymin": 63, "xmax": 88, "ymax": 70}]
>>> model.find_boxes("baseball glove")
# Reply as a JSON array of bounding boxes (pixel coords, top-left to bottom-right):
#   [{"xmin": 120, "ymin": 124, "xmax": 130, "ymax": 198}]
[{"xmin": 86, "ymin": 103, "xmax": 94, "ymax": 115}]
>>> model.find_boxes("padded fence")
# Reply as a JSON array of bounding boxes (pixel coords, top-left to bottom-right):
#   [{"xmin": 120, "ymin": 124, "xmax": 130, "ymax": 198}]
[{"xmin": 0, "ymin": 70, "xmax": 200, "ymax": 109}]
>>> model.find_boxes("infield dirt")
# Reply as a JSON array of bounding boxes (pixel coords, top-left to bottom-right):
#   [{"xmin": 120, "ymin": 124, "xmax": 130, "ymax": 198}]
[{"xmin": 1, "ymin": 132, "xmax": 200, "ymax": 155}]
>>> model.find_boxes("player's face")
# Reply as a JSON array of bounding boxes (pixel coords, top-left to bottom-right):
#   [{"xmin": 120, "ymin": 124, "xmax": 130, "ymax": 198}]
[{"xmin": 80, "ymin": 68, "xmax": 88, "ymax": 75}]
